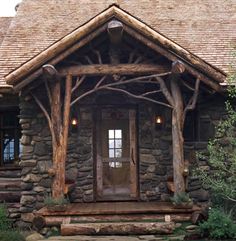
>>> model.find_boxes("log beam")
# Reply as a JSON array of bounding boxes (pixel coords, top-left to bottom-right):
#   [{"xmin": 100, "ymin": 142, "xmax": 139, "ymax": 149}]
[
  {"xmin": 59, "ymin": 64, "xmax": 170, "ymax": 76},
  {"xmin": 61, "ymin": 222, "xmax": 176, "ymax": 235}
]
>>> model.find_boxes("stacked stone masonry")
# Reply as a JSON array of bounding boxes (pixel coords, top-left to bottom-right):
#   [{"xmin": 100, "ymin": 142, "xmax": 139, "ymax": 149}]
[{"xmin": 15, "ymin": 92, "xmax": 227, "ymax": 226}]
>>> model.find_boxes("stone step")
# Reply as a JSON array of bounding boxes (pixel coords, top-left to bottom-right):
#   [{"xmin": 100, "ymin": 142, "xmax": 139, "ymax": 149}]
[{"xmin": 61, "ymin": 222, "xmax": 176, "ymax": 236}]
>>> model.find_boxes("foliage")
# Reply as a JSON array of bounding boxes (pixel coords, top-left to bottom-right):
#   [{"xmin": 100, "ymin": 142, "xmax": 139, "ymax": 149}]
[
  {"xmin": 195, "ymin": 95, "xmax": 236, "ymax": 208},
  {"xmin": 44, "ymin": 195, "xmax": 69, "ymax": 207},
  {"xmin": 0, "ymin": 230, "xmax": 25, "ymax": 241},
  {"xmin": 0, "ymin": 204, "xmax": 11, "ymax": 231},
  {"xmin": 0, "ymin": 205, "xmax": 25, "ymax": 241},
  {"xmin": 170, "ymin": 192, "xmax": 192, "ymax": 205},
  {"xmin": 199, "ymin": 208, "xmax": 236, "ymax": 239}
]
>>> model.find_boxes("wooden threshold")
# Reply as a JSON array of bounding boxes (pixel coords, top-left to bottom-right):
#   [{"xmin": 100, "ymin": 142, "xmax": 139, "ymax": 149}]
[{"xmin": 37, "ymin": 201, "xmax": 201, "ymax": 216}]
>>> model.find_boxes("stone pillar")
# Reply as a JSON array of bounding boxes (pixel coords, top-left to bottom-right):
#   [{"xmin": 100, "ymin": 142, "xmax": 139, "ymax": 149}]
[{"xmin": 19, "ymin": 95, "xmax": 52, "ymax": 227}]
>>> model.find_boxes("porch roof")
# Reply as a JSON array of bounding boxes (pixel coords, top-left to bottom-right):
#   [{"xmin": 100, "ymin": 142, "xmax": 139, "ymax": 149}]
[{"xmin": 0, "ymin": 0, "xmax": 235, "ymax": 87}]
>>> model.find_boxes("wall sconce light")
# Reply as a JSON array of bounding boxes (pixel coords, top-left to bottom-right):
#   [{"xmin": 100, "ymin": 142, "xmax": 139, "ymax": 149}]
[
  {"xmin": 155, "ymin": 115, "xmax": 163, "ymax": 130},
  {"xmin": 183, "ymin": 167, "xmax": 189, "ymax": 177},
  {"xmin": 71, "ymin": 117, "xmax": 78, "ymax": 126},
  {"xmin": 71, "ymin": 117, "xmax": 78, "ymax": 133}
]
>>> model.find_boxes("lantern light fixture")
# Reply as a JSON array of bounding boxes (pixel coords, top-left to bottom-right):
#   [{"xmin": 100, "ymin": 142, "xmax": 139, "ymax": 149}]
[
  {"xmin": 155, "ymin": 116, "xmax": 163, "ymax": 124},
  {"xmin": 71, "ymin": 117, "xmax": 78, "ymax": 126},
  {"xmin": 155, "ymin": 115, "xmax": 163, "ymax": 130}
]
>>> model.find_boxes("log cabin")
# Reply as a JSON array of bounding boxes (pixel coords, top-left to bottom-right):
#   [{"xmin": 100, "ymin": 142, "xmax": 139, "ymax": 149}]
[{"xmin": 0, "ymin": 0, "xmax": 235, "ymax": 230}]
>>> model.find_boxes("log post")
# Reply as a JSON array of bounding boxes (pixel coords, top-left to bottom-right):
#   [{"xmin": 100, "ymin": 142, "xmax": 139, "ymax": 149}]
[
  {"xmin": 170, "ymin": 75, "xmax": 185, "ymax": 193},
  {"xmin": 51, "ymin": 74, "xmax": 72, "ymax": 199}
]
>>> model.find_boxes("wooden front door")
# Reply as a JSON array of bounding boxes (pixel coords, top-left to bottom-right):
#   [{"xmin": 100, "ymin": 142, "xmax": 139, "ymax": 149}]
[{"xmin": 96, "ymin": 108, "xmax": 138, "ymax": 200}]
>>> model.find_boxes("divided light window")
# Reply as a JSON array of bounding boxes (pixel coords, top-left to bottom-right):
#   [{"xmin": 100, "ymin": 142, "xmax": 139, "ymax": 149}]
[
  {"xmin": 108, "ymin": 129, "xmax": 122, "ymax": 168},
  {"xmin": 0, "ymin": 111, "xmax": 21, "ymax": 166}
]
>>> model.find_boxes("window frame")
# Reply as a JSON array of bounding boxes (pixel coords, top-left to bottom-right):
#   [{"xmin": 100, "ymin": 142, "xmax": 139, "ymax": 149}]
[{"xmin": 0, "ymin": 110, "xmax": 21, "ymax": 166}]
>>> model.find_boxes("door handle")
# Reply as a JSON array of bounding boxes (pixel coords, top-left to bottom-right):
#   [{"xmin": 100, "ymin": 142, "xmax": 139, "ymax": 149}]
[{"xmin": 131, "ymin": 148, "xmax": 135, "ymax": 165}]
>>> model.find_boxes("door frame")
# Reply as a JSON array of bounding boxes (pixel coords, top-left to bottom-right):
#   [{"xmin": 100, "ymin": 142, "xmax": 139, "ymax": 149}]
[{"xmin": 94, "ymin": 105, "xmax": 139, "ymax": 201}]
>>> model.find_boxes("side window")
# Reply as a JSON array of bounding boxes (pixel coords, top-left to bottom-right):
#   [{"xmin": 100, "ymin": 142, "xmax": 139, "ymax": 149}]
[
  {"xmin": 184, "ymin": 109, "xmax": 215, "ymax": 142},
  {"xmin": 0, "ymin": 111, "xmax": 21, "ymax": 166}
]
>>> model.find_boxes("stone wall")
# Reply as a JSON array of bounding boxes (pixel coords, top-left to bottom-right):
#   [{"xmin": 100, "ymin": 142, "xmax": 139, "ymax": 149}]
[
  {"xmin": 68, "ymin": 107, "xmax": 94, "ymax": 203},
  {"xmin": 19, "ymin": 96, "xmax": 95, "ymax": 226},
  {"xmin": 17, "ymin": 92, "xmax": 227, "ymax": 226},
  {"xmin": 139, "ymin": 104, "xmax": 172, "ymax": 201},
  {"xmin": 186, "ymin": 97, "xmax": 227, "ymax": 204},
  {"xmin": 138, "ymin": 96, "xmax": 227, "ymax": 203}
]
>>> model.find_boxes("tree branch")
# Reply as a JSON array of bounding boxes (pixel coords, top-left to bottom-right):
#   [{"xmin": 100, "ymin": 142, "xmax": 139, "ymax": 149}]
[
  {"xmin": 93, "ymin": 49, "xmax": 102, "ymax": 64},
  {"xmin": 155, "ymin": 76, "xmax": 174, "ymax": 106},
  {"xmin": 72, "ymin": 76, "xmax": 85, "ymax": 94},
  {"xmin": 183, "ymin": 78, "xmax": 200, "ymax": 119},
  {"xmin": 31, "ymin": 92, "xmax": 56, "ymax": 143},
  {"xmin": 141, "ymin": 89, "xmax": 162, "ymax": 96},
  {"xmin": 182, "ymin": 80, "xmax": 195, "ymax": 91},
  {"xmin": 85, "ymin": 56, "xmax": 93, "ymax": 64},
  {"xmin": 45, "ymin": 80, "xmax": 52, "ymax": 105},
  {"xmin": 95, "ymin": 76, "xmax": 107, "ymax": 89},
  {"xmin": 100, "ymin": 86, "xmax": 172, "ymax": 108},
  {"xmin": 71, "ymin": 72, "xmax": 171, "ymax": 107}
]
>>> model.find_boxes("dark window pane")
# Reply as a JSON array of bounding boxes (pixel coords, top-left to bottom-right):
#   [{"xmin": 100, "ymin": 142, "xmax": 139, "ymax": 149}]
[
  {"xmin": 0, "ymin": 111, "xmax": 21, "ymax": 166},
  {"xmin": 199, "ymin": 117, "xmax": 215, "ymax": 141},
  {"xmin": 184, "ymin": 112, "xmax": 196, "ymax": 141},
  {"xmin": 3, "ymin": 130, "xmax": 15, "ymax": 164}
]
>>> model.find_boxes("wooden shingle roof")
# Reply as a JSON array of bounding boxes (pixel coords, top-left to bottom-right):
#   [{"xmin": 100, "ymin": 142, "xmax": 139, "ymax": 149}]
[
  {"xmin": 0, "ymin": 17, "xmax": 12, "ymax": 45},
  {"xmin": 0, "ymin": 0, "xmax": 235, "ymax": 86}
]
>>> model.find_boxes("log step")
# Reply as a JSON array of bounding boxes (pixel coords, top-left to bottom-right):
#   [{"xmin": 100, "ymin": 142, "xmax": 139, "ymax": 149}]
[
  {"xmin": 0, "ymin": 191, "xmax": 21, "ymax": 203},
  {"xmin": 0, "ymin": 169, "xmax": 21, "ymax": 178},
  {"xmin": 0, "ymin": 178, "xmax": 21, "ymax": 190},
  {"xmin": 61, "ymin": 222, "xmax": 176, "ymax": 236},
  {"xmin": 40, "ymin": 213, "xmax": 191, "ymax": 227}
]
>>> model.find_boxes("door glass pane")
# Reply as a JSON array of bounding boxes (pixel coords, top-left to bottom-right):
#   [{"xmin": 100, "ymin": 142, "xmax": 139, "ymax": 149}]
[
  {"xmin": 109, "ymin": 149, "xmax": 115, "ymax": 158},
  {"xmin": 115, "ymin": 130, "xmax": 122, "ymax": 138},
  {"xmin": 115, "ymin": 149, "xmax": 122, "ymax": 158},
  {"xmin": 115, "ymin": 139, "xmax": 122, "ymax": 148},
  {"xmin": 109, "ymin": 140, "xmax": 114, "ymax": 148},
  {"xmin": 109, "ymin": 130, "xmax": 114, "ymax": 139}
]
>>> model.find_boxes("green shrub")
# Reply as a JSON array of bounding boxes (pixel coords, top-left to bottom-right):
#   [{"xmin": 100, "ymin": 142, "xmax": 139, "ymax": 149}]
[
  {"xmin": 0, "ymin": 204, "xmax": 11, "ymax": 231},
  {"xmin": 0, "ymin": 230, "xmax": 25, "ymax": 241},
  {"xmin": 199, "ymin": 208, "xmax": 236, "ymax": 239},
  {"xmin": 0, "ymin": 205, "xmax": 25, "ymax": 241},
  {"xmin": 170, "ymin": 192, "xmax": 192, "ymax": 205},
  {"xmin": 44, "ymin": 195, "xmax": 69, "ymax": 207}
]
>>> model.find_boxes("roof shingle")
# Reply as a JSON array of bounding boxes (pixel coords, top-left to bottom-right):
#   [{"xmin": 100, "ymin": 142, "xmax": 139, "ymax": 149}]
[{"xmin": 0, "ymin": 0, "xmax": 235, "ymax": 85}]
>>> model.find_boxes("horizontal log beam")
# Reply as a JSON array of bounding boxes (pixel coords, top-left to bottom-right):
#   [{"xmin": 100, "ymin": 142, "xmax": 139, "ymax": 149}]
[
  {"xmin": 41, "ymin": 214, "xmax": 191, "ymax": 227},
  {"xmin": 61, "ymin": 222, "xmax": 176, "ymax": 235},
  {"xmin": 59, "ymin": 64, "xmax": 170, "ymax": 76}
]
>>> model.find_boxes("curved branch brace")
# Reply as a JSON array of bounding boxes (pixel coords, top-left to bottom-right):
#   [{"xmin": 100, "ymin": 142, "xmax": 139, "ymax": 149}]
[
  {"xmin": 30, "ymin": 92, "xmax": 56, "ymax": 146},
  {"xmin": 71, "ymin": 72, "xmax": 171, "ymax": 107},
  {"xmin": 183, "ymin": 77, "xmax": 201, "ymax": 121}
]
